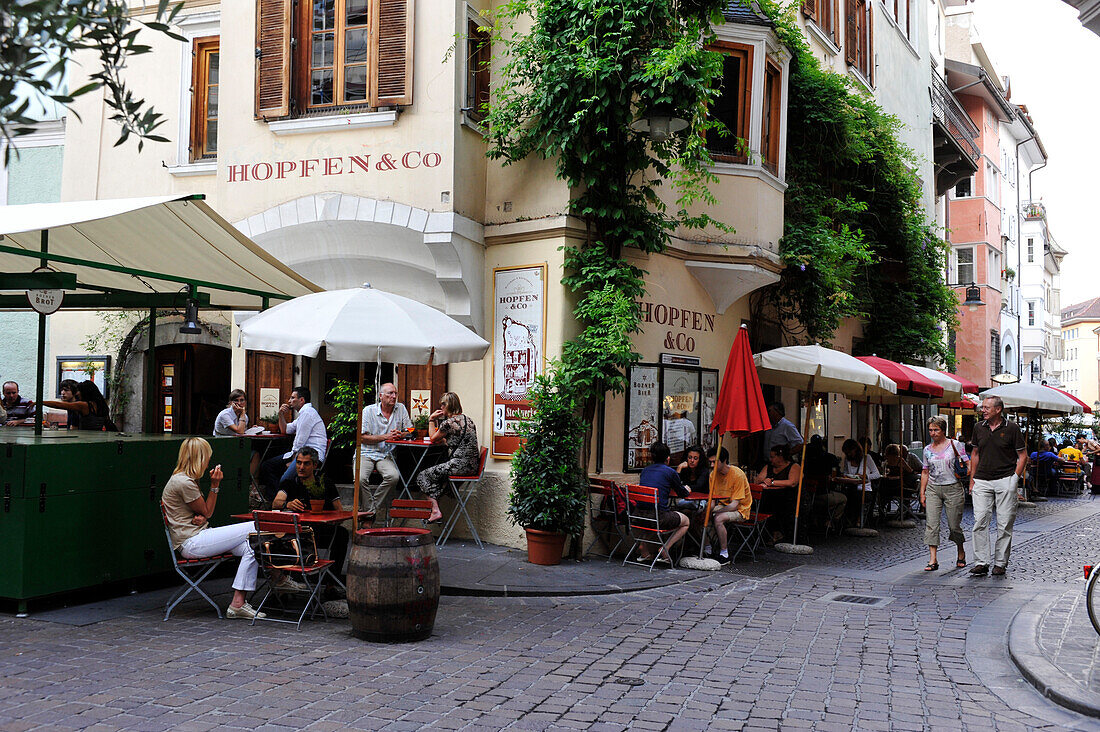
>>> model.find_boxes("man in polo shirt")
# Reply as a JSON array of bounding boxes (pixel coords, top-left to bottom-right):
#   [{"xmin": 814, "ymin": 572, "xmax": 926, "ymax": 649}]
[
  {"xmin": 969, "ymin": 395, "xmax": 1027, "ymax": 577},
  {"xmin": 2, "ymin": 381, "xmax": 35, "ymax": 426},
  {"xmin": 358, "ymin": 383, "xmax": 411, "ymax": 523}
]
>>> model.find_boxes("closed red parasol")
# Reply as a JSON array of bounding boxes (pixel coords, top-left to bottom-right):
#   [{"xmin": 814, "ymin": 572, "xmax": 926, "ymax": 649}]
[
  {"xmin": 856, "ymin": 356, "xmax": 944, "ymax": 399},
  {"xmin": 940, "ymin": 371, "xmax": 979, "ymax": 394},
  {"xmin": 711, "ymin": 325, "xmax": 771, "ymax": 436}
]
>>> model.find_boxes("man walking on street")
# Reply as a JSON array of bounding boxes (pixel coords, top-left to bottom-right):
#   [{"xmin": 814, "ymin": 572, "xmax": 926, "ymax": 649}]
[{"xmin": 969, "ymin": 395, "xmax": 1027, "ymax": 577}]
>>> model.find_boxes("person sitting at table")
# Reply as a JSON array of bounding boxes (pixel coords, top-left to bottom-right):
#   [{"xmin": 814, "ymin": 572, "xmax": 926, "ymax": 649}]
[
  {"xmin": 272, "ymin": 446, "xmax": 348, "ymax": 593},
  {"xmin": 677, "ymin": 444, "xmax": 710, "ymax": 494},
  {"xmin": 881, "ymin": 443, "xmax": 917, "ymax": 510},
  {"xmin": 706, "ymin": 446, "xmax": 751, "ymax": 564},
  {"xmin": 213, "ymin": 389, "xmax": 263, "ymax": 492},
  {"xmin": 358, "ymin": 382, "xmax": 411, "ymax": 524},
  {"xmin": 1058, "ymin": 439, "xmax": 1086, "ymax": 474},
  {"xmin": 636, "ymin": 441, "xmax": 691, "ymax": 565},
  {"xmin": 57, "ymin": 379, "xmax": 79, "ymax": 429},
  {"xmin": 835, "ymin": 438, "xmax": 881, "ymax": 524},
  {"xmin": 161, "ymin": 437, "xmax": 267, "ymax": 620},
  {"xmin": 3, "ymin": 380, "xmax": 36, "ymax": 425},
  {"xmin": 259, "ymin": 386, "xmax": 328, "ymax": 502},
  {"xmin": 802, "ymin": 435, "xmax": 847, "ymax": 528},
  {"xmin": 416, "ymin": 392, "xmax": 479, "ymax": 523},
  {"xmin": 1029, "ymin": 443, "xmax": 1062, "ymax": 497},
  {"xmin": 753, "ymin": 444, "xmax": 802, "ymax": 545},
  {"xmin": 40, "ymin": 380, "xmax": 115, "ymax": 431}
]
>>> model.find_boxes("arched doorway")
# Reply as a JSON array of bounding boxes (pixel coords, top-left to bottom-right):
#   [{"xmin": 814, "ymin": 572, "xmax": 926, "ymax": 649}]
[{"xmin": 153, "ymin": 343, "xmax": 231, "ymax": 434}]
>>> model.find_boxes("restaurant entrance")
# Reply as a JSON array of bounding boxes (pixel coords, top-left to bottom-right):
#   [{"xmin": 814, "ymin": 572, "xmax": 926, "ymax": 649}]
[{"xmin": 153, "ymin": 344, "xmax": 230, "ymax": 435}]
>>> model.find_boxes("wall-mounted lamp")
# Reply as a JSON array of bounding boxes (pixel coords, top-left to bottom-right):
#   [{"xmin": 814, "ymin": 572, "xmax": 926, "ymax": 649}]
[
  {"xmin": 963, "ymin": 283, "xmax": 985, "ymax": 312},
  {"xmin": 629, "ymin": 104, "xmax": 689, "ymax": 143}
]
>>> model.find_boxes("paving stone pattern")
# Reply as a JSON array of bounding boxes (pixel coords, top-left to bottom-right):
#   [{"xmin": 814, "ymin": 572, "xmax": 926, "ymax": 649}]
[{"xmin": 1036, "ymin": 589, "xmax": 1100, "ymax": 698}]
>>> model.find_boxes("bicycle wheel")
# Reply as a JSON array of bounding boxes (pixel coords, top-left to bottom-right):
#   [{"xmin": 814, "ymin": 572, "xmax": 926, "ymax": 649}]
[{"xmin": 1086, "ymin": 564, "xmax": 1100, "ymax": 637}]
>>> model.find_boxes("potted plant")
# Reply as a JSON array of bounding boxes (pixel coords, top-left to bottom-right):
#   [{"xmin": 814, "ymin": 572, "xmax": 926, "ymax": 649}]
[
  {"xmin": 259, "ymin": 412, "xmax": 280, "ymax": 432},
  {"xmin": 413, "ymin": 413, "xmax": 430, "ymax": 438},
  {"xmin": 507, "ymin": 370, "xmax": 589, "ymax": 565}
]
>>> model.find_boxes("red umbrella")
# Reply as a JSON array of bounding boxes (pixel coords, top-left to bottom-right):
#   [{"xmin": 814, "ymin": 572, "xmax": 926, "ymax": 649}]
[
  {"xmin": 711, "ymin": 325, "xmax": 771, "ymax": 436},
  {"xmin": 940, "ymin": 371, "xmax": 980, "ymax": 394},
  {"xmin": 856, "ymin": 356, "xmax": 944, "ymax": 398},
  {"xmin": 1044, "ymin": 384, "xmax": 1092, "ymax": 413}
]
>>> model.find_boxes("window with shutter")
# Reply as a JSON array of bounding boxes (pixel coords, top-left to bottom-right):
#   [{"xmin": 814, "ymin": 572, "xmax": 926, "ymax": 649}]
[
  {"xmin": 255, "ymin": 0, "xmax": 292, "ymax": 119},
  {"xmin": 190, "ymin": 37, "xmax": 220, "ymax": 160},
  {"xmin": 845, "ymin": 0, "xmax": 858, "ymax": 66},
  {"xmin": 705, "ymin": 43, "xmax": 753, "ymax": 164},
  {"xmin": 373, "ymin": 0, "xmax": 414, "ymax": 106},
  {"xmin": 804, "ymin": 0, "xmax": 839, "ymax": 45},
  {"xmin": 845, "ymin": 0, "xmax": 871, "ymax": 82},
  {"xmin": 802, "ymin": 0, "xmax": 817, "ymax": 21},
  {"xmin": 465, "ymin": 16, "xmax": 491, "ymax": 123},
  {"xmin": 760, "ymin": 60, "xmax": 781, "ymax": 174}
]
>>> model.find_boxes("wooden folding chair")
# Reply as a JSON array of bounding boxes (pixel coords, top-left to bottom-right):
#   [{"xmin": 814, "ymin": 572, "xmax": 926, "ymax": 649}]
[
  {"xmin": 439, "ymin": 447, "xmax": 487, "ymax": 548},
  {"xmin": 160, "ymin": 502, "xmax": 235, "ymax": 620},
  {"xmin": 622, "ymin": 484, "xmax": 683, "ymax": 572},
  {"xmin": 249, "ymin": 510, "xmax": 338, "ymax": 629},
  {"xmin": 586, "ymin": 478, "xmax": 626, "ymax": 560}
]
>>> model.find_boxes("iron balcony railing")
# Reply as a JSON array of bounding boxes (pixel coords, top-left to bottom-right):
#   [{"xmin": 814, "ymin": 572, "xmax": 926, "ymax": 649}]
[{"xmin": 931, "ymin": 70, "xmax": 980, "ymax": 163}]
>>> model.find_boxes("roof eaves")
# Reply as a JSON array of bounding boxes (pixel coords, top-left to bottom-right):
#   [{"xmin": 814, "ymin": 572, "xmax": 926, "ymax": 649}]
[{"xmin": 722, "ymin": 0, "xmax": 774, "ymax": 27}]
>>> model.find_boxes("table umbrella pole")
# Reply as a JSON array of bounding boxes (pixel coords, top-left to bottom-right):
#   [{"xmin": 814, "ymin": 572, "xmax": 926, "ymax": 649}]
[
  {"xmin": 776, "ymin": 376, "xmax": 814, "ymax": 555},
  {"xmin": 352, "ymin": 362, "xmax": 365, "ymax": 526}
]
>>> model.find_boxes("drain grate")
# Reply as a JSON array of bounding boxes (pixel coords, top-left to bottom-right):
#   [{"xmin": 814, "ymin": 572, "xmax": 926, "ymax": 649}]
[{"xmin": 820, "ymin": 591, "xmax": 894, "ymax": 608}]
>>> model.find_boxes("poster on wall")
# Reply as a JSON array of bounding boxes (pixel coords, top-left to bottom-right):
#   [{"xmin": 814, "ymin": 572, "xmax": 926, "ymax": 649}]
[
  {"xmin": 259, "ymin": 388, "xmax": 281, "ymax": 423},
  {"xmin": 701, "ymin": 370, "xmax": 718, "ymax": 451},
  {"xmin": 626, "ymin": 366, "xmax": 660, "ymax": 470},
  {"xmin": 410, "ymin": 389, "xmax": 431, "ymax": 419},
  {"xmin": 492, "ymin": 264, "xmax": 547, "ymax": 457}
]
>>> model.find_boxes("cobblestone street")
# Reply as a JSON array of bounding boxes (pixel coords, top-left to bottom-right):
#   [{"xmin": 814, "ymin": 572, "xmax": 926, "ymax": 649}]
[{"xmin": 3, "ymin": 497, "xmax": 1100, "ymax": 731}]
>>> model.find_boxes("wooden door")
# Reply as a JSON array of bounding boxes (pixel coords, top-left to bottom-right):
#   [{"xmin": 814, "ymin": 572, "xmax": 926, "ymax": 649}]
[
  {"xmin": 246, "ymin": 351, "xmax": 294, "ymax": 427},
  {"xmin": 397, "ymin": 363, "xmax": 447, "ymax": 418}
]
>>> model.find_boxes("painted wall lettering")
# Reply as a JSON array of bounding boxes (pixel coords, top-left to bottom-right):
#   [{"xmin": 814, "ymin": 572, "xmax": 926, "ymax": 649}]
[{"xmin": 225, "ymin": 150, "xmax": 443, "ymax": 183}]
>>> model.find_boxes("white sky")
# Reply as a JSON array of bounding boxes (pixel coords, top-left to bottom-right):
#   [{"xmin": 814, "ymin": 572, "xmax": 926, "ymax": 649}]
[{"xmin": 969, "ymin": 0, "xmax": 1100, "ymax": 309}]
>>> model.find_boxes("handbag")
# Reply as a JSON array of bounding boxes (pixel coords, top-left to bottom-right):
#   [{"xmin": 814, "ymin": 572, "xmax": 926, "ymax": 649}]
[
  {"xmin": 949, "ymin": 441, "xmax": 969, "ymax": 482},
  {"xmin": 250, "ymin": 527, "xmax": 318, "ymax": 569}
]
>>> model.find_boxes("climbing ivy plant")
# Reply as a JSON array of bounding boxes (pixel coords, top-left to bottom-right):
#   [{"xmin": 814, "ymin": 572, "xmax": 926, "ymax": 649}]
[
  {"xmin": 764, "ymin": 2, "xmax": 958, "ymax": 367},
  {"xmin": 484, "ymin": 0, "xmax": 731, "ymax": 416}
]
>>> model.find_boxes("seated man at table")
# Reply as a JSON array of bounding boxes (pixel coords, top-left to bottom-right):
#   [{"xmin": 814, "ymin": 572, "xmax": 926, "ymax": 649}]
[
  {"xmin": 705, "ymin": 446, "xmax": 751, "ymax": 564},
  {"xmin": 3, "ymin": 381, "xmax": 35, "ymax": 426},
  {"xmin": 272, "ymin": 447, "xmax": 348, "ymax": 592},
  {"xmin": 636, "ymin": 441, "xmax": 691, "ymax": 565},
  {"xmin": 358, "ymin": 383, "xmax": 411, "ymax": 524},
  {"xmin": 260, "ymin": 386, "xmax": 328, "ymax": 502}
]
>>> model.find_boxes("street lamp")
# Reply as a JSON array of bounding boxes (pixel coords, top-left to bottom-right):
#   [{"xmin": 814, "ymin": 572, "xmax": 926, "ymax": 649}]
[
  {"xmin": 962, "ymin": 283, "xmax": 985, "ymax": 312},
  {"xmin": 630, "ymin": 104, "xmax": 689, "ymax": 143}
]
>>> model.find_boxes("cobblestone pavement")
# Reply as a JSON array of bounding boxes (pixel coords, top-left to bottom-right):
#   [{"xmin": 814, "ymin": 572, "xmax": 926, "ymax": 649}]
[
  {"xmin": 2, "ymin": 497, "xmax": 1100, "ymax": 731},
  {"xmin": 1036, "ymin": 589, "xmax": 1100, "ymax": 696}
]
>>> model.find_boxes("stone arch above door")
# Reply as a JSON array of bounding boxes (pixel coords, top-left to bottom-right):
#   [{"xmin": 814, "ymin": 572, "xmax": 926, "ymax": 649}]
[{"xmin": 235, "ymin": 193, "xmax": 486, "ymax": 334}]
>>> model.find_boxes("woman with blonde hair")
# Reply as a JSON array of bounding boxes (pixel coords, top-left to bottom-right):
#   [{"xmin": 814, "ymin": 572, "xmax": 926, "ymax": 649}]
[
  {"xmin": 919, "ymin": 415, "xmax": 969, "ymax": 571},
  {"xmin": 416, "ymin": 392, "xmax": 480, "ymax": 523},
  {"xmin": 161, "ymin": 437, "xmax": 266, "ymax": 619}
]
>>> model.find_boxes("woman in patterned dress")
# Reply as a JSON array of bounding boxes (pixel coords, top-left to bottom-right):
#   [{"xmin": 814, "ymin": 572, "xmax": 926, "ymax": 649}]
[{"xmin": 417, "ymin": 392, "xmax": 480, "ymax": 522}]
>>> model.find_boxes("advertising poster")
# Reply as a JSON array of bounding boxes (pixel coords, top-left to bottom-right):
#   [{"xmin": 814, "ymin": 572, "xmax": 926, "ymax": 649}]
[
  {"xmin": 259, "ymin": 388, "xmax": 281, "ymax": 422},
  {"xmin": 626, "ymin": 366, "xmax": 660, "ymax": 470},
  {"xmin": 492, "ymin": 264, "xmax": 547, "ymax": 457}
]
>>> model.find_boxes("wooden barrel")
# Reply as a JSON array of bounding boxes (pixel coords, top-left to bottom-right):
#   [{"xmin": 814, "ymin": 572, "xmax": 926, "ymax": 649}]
[{"xmin": 347, "ymin": 527, "xmax": 439, "ymax": 642}]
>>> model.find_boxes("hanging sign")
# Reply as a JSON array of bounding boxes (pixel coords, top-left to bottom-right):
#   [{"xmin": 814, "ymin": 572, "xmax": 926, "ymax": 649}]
[
  {"xmin": 27, "ymin": 288, "xmax": 63, "ymax": 314},
  {"xmin": 492, "ymin": 264, "xmax": 547, "ymax": 457}
]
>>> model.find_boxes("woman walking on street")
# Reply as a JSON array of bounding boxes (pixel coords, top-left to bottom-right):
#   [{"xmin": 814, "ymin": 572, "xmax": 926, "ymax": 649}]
[{"xmin": 920, "ymin": 416, "xmax": 968, "ymax": 571}]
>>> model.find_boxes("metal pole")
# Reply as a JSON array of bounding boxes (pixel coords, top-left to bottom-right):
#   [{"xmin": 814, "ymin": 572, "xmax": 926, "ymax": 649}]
[
  {"xmin": 144, "ymin": 308, "xmax": 157, "ymax": 433},
  {"xmin": 33, "ymin": 230, "xmax": 48, "ymax": 436},
  {"xmin": 352, "ymin": 362, "xmax": 365, "ymax": 525},
  {"xmin": 790, "ymin": 375, "xmax": 815, "ymax": 546}
]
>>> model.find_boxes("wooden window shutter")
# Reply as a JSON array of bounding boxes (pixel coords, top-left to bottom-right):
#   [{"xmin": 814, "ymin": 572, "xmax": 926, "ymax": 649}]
[
  {"xmin": 371, "ymin": 0, "xmax": 414, "ymax": 107},
  {"xmin": 255, "ymin": 0, "xmax": 292, "ymax": 119},
  {"xmin": 867, "ymin": 1, "xmax": 874, "ymax": 83},
  {"xmin": 845, "ymin": 0, "xmax": 858, "ymax": 66},
  {"xmin": 802, "ymin": 0, "xmax": 817, "ymax": 21}
]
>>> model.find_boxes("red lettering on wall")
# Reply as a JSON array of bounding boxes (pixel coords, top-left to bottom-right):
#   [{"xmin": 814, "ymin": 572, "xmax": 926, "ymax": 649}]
[
  {"xmin": 300, "ymin": 159, "xmax": 319, "ymax": 178},
  {"xmin": 348, "ymin": 155, "xmax": 371, "ymax": 173},
  {"xmin": 276, "ymin": 161, "xmax": 297, "ymax": 179},
  {"xmin": 228, "ymin": 164, "xmax": 249, "ymax": 182},
  {"xmin": 401, "ymin": 151, "xmax": 421, "ymax": 169},
  {"xmin": 251, "ymin": 163, "xmax": 273, "ymax": 181},
  {"xmin": 422, "ymin": 152, "xmax": 441, "ymax": 167},
  {"xmin": 324, "ymin": 157, "xmax": 343, "ymax": 175}
]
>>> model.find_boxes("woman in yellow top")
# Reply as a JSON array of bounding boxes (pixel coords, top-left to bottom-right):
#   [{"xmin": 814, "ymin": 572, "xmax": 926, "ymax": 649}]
[{"xmin": 706, "ymin": 446, "xmax": 752, "ymax": 564}]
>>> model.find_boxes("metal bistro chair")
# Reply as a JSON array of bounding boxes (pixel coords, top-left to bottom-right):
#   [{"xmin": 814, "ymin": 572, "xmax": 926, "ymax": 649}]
[
  {"xmin": 1054, "ymin": 463, "xmax": 1087, "ymax": 497},
  {"xmin": 622, "ymin": 484, "xmax": 683, "ymax": 572},
  {"xmin": 439, "ymin": 447, "xmax": 488, "ymax": 549},
  {"xmin": 586, "ymin": 478, "xmax": 626, "ymax": 560},
  {"xmin": 388, "ymin": 498, "xmax": 434, "ymax": 527},
  {"xmin": 249, "ymin": 510, "xmax": 338, "ymax": 629},
  {"xmin": 160, "ymin": 502, "xmax": 235, "ymax": 620},
  {"xmin": 727, "ymin": 485, "xmax": 772, "ymax": 562}
]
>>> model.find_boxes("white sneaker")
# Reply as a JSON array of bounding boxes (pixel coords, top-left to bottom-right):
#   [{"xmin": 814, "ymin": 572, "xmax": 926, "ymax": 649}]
[
  {"xmin": 226, "ymin": 602, "xmax": 266, "ymax": 620},
  {"xmin": 275, "ymin": 576, "xmax": 308, "ymax": 593}
]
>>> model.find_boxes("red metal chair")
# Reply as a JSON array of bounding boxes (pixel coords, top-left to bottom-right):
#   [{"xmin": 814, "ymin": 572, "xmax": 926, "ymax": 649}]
[
  {"xmin": 387, "ymin": 498, "xmax": 434, "ymax": 527},
  {"xmin": 160, "ymin": 502, "xmax": 235, "ymax": 620},
  {"xmin": 622, "ymin": 484, "xmax": 683, "ymax": 572},
  {"xmin": 727, "ymin": 485, "xmax": 772, "ymax": 562},
  {"xmin": 439, "ymin": 447, "xmax": 487, "ymax": 548},
  {"xmin": 249, "ymin": 510, "xmax": 338, "ymax": 629},
  {"xmin": 586, "ymin": 478, "xmax": 626, "ymax": 560}
]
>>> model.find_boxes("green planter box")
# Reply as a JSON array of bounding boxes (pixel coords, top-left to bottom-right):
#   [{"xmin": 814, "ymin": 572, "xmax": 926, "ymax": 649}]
[{"xmin": 0, "ymin": 433, "xmax": 250, "ymax": 603}]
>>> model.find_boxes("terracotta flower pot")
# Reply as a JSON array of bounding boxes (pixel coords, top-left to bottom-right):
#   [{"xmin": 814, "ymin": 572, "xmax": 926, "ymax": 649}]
[{"xmin": 524, "ymin": 527, "xmax": 566, "ymax": 565}]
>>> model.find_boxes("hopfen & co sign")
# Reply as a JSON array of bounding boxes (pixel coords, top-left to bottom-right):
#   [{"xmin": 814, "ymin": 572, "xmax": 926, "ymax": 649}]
[{"xmin": 226, "ymin": 150, "xmax": 443, "ymax": 183}]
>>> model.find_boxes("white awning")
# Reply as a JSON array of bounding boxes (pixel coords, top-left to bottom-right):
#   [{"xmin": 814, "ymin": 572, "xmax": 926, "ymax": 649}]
[{"xmin": 0, "ymin": 195, "xmax": 320, "ymax": 309}]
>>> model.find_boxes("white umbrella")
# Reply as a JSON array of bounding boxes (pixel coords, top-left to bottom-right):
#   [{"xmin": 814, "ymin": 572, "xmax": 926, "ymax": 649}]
[
  {"xmin": 753, "ymin": 345, "xmax": 898, "ymax": 549},
  {"xmin": 238, "ymin": 283, "xmax": 490, "ymax": 522},
  {"xmin": 239, "ymin": 284, "xmax": 489, "ymax": 364},
  {"xmin": 981, "ymin": 383, "xmax": 1084, "ymax": 414}
]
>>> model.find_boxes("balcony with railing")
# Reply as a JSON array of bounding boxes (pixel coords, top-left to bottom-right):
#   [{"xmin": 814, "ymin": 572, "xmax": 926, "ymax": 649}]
[
  {"xmin": 931, "ymin": 68, "xmax": 981, "ymax": 196},
  {"xmin": 1024, "ymin": 201, "xmax": 1047, "ymax": 220}
]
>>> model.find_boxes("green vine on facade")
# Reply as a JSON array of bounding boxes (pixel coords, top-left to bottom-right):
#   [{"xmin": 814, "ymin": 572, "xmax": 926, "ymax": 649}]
[{"xmin": 763, "ymin": 2, "xmax": 958, "ymax": 367}]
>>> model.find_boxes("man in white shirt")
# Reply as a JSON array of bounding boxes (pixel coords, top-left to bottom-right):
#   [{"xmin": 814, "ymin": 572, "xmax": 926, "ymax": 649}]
[
  {"xmin": 358, "ymin": 383, "xmax": 411, "ymax": 522},
  {"xmin": 259, "ymin": 386, "xmax": 328, "ymax": 501}
]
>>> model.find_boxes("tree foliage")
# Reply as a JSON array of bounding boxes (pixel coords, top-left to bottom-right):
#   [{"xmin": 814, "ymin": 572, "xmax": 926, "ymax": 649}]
[
  {"xmin": 764, "ymin": 2, "xmax": 958, "ymax": 366},
  {"xmin": 1, "ymin": 0, "xmax": 184, "ymax": 157}
]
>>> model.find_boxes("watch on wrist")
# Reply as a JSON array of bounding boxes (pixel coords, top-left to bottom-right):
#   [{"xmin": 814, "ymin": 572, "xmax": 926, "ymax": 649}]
[{"xmin": 211, "ymin": 486, "xmax": 220, "ymax": 494}]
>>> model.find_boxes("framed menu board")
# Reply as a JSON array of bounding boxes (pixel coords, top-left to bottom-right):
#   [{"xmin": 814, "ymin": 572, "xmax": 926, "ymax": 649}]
[
  {"xmin": 491, "ymin": 264, "xmax": 547, "ymax": 457},
  {"xmin": 624, "ymin": 362, "xmax": 719, "ymax": 471}
]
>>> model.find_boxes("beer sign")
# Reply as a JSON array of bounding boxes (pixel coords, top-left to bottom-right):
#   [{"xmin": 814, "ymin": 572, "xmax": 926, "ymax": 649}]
[{"xmin": 492, "ymin": 264, "xmax": 547, "ymax": 457}]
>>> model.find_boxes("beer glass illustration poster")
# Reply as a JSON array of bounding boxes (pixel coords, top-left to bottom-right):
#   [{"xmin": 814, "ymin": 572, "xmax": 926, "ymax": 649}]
[
  {"xmin": 626, "ymin": 366, "xmax": 660, "ymax": 470},
  {"xmin": 492, "ymin": 264, "xmax": 547, "ymax": 456}
]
